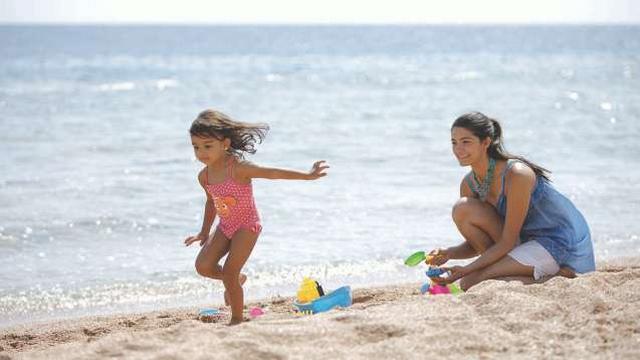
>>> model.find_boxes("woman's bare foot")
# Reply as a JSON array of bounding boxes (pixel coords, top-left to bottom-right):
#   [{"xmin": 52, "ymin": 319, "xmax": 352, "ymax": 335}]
[
  {"xmin": 224, "ymin": 273, "xmax": 248, "ymax": 306},
  {"xmin": 557, "ymin": 267, "xmax": 576, "ymax": 278},
  {"xmin": 228, "ymin": 317, "xmax": 244, "ymax": 326}
]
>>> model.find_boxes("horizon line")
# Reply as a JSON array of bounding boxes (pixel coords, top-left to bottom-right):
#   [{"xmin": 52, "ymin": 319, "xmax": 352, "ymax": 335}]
[{"xmin": 1, "ymin": 21, "xmax": 639, "ymax": 26}]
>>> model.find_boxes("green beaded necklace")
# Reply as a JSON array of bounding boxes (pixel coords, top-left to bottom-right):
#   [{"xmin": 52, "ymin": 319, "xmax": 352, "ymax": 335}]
[{"xmin": 472, "ymin": 157, "xmax": 496, "ymax": 201}]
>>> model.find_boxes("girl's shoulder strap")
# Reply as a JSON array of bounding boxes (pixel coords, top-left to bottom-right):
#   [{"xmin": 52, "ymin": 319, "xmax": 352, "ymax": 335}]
[{"xmin": 226, "ymin": 156, "xmax": 235, "ymax": 179}]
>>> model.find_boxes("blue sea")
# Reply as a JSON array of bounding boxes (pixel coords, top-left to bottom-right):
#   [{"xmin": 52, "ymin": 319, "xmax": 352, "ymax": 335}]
[{"xmin": 1, "ymin": 25, "xmax": 639, "ymax": 328}]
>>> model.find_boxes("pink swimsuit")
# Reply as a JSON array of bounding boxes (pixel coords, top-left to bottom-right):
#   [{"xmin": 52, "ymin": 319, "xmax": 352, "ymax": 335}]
[{"xmin": 205, "ymin": 159, "xmax": 262, "ymax": 238}]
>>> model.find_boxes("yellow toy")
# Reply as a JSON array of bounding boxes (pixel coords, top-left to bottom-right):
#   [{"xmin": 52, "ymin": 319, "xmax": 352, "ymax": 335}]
[{"xmin": 296, "ymin": 277, "xmax": 325, "ymax": 303}]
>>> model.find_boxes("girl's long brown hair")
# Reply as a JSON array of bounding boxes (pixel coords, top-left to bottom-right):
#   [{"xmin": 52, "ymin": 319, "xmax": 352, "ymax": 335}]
[{"xmin": 190, "ymin": 109, "xmax": 269, "ymax": 159}]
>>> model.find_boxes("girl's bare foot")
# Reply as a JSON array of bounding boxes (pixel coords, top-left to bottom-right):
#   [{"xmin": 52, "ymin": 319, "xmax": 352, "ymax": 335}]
[
  {"xmin": 557, "ymin": 267, "xmax": 576, "ymax": 278},
  {"xmin": 228, "ymin": 317, "xmax": 243, "ymax": 326},
  {"xmin": 224, "ymin": 273, "xmax": 248, "ymax": 306}
]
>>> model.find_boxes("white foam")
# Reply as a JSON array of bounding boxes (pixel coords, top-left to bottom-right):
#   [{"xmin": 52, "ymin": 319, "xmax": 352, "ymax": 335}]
[{"xmin": 97, "ymin": 82, "xmax": 136, "ymax": 92}]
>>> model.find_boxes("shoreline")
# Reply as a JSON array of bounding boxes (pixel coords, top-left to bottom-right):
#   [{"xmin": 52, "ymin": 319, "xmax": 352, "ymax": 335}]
[{"xmin": 1, "ymin": 258, "xmax": 639, "ymax": 359}]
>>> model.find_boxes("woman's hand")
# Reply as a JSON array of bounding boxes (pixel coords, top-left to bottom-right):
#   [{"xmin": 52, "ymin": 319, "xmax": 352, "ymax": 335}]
[
  {"xmin": 430, "ymin": 265, "xmax": 468, "ymax": 285},
  {"xmin": 426, "ymin": 248, "xmax": 450, "ymax": 266},
  {"xmin": 184, "ymin": 233, "xmax": 209, "ymax": 247},
  {"xmin": 307, "ymin": 160, "xmax": 329, "ymax": 180}
]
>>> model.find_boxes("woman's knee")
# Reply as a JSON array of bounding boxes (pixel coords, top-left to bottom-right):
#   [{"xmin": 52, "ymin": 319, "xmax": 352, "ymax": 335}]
[{"xmin": 452, "ymin": 197, "xmax": 482, "ymax": 223}]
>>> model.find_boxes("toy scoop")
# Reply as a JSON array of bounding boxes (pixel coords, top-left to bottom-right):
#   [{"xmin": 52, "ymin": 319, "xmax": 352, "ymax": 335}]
[{"xmin": 404, "ymin": 251, "xmax": 434, "ymax": 267}]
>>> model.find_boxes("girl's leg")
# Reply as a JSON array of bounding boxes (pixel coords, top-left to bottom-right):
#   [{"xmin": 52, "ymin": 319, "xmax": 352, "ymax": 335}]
[
  {"xmin": 194, "ymin": 228, "xmax": 230, "ymax": 280},
  {"xmin": 459, "ymin": 255, "xmax": 534, "ymax": 291},
  {"xmin": 223, "ymin": 229, "xmax": 259, "ymax": 325},
  {"xmin": 452, "ymin": 197, "xmax": 504, "ymax": 254},
  {"xmin": 194, "ymin": 229, "xmax": 247, "ymax": 305}
]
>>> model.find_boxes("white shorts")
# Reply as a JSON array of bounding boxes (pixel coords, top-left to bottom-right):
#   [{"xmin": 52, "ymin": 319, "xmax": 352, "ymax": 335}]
[{"xmin": 508, "ymin": 240, "xmax": 560, "ymax": 280}]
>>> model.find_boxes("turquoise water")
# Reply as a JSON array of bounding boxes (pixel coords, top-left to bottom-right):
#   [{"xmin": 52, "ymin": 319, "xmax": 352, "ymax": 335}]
[{"xmin": 1, "ymin": 25, "xmax": 639, "ymax": 327}]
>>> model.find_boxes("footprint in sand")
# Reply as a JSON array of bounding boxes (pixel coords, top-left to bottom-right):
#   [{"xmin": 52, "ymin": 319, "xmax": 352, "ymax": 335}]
[
  {"xmin": 352, "ymin": 294, "xmax": 374, "ymax": 304},
  {"xmin": 354, "ymin": 323, "xmax": 407, "ymax": 344},
  {"xmin": 83, "ymin": 327, "xmax": 110, "ymax": 337},
  {"xmin": 332, "ymin": 314, "xmax": 363, "ymax": 324}
]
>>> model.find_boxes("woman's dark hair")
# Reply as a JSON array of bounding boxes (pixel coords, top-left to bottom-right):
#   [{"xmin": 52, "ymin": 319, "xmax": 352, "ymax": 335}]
[
  {"xmin": 190, "ymin": 109, "xmax": 269, "ymax": 159},
  {"xmin": 452, "ymin": 112, "xmax": 551, "ymax": 181}
]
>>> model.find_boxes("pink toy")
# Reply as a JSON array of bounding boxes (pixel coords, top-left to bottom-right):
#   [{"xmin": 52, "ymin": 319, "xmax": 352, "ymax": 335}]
[
  {"xmin": 249, "ymin": 307, "xmax": 265, "ymax": 318},
  {"xmin": 428, "ymin": 284, "xmax": 451, "ymax": 295}
]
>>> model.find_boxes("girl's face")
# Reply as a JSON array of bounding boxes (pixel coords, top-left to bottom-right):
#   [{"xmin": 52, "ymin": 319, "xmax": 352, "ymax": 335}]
[
  {"xmin": 191, "ymin": 135, "xmax": 230, "ymax": 165},
  {"xmin": 451, "ymin": 127, "xmax": 490, "ymax": 166}
]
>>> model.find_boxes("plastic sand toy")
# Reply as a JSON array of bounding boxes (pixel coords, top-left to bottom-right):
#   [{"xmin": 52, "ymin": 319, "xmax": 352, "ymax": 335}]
[
  {"xmin": 296, "ymin": 277, "xmax": 325, "ymax": 303},
  {"xmin": 293, "ymin": 286, "xmax": 352, "ymax": 315},
  {"xmin": 249, "ymin": 307, "xmax": 265, "ymax": 318},
  {"xmin": 198, "ymin": 308, "xmax": 224, "ymax": 322}
]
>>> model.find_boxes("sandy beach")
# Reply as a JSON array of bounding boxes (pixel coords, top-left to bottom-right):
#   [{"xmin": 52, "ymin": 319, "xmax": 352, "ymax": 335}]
[{"xmin": 1, "ymin": 258, "xmax": 638, "ymax": 360}]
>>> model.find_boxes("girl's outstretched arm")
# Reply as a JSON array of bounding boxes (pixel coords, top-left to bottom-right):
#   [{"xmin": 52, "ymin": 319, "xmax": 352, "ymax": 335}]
[{"xmin": 237, "ymin": 160, "xmax": 329, "ymax": 181}]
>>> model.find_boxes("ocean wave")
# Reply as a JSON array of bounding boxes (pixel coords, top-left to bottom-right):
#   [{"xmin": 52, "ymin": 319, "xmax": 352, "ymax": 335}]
[
  {"xmin": 97, "ymin": 82, "xmax": 136, "ymax": 92},
  {"xmin": 0, "ymin": 258, "xmax": 415, "ymax": 327}
]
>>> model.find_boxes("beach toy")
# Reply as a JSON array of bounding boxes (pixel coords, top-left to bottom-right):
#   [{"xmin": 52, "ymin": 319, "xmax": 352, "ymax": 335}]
[
  {"xmin": 198, "ymin": 308, "xmax": 221, "ymax": 316},
  {"xmin": 421, "ymin": 282, "xmax": 463, "ymax": 296},
  {"xmin": 426, "ymin": 267, "xmax": 449, "ymax": 278},
  {"xmin": 404, "ymin": 251, "xmax": 434, "ymax": 267},
  {"xmin": 428, "ymin": 284, "xmax": 451, "ymax": 295},
  {"xmin": 420, "ymin": 282, "xmax": 431, "ymax": 294},
  {"xmin": 420, "ymin": 268, "xmax": 463, "ymax": 296},
  {"xmin": 293, "ymin": 286, "xmax": 352, "ymax": 315},
  {"xmin": 407, "ymin": 251, "xmax": 461, "ymax": 296},
  {"xmin": 448, "ymin": 283, "xmax": 463, "ymax": 295},
  {"xmin": 198, "ymin": 308, "xmax": 224, "ymax": 322},
  {"xmin": 296, "ymin": 277, "xmax": 325, "ymax": 303},
  {"xmin": 249, "ymin": 307, "xmax": 265, "ymax": 318}
]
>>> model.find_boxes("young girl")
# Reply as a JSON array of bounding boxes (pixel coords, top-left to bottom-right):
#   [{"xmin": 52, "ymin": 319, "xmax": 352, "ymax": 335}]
[
  {"xmin": 428, "ymin": 112, "xmax": 595, "ymax": 291},
  {"xmin": 183, "ymin": 109, "xmax": 329, "ymax": 325}
]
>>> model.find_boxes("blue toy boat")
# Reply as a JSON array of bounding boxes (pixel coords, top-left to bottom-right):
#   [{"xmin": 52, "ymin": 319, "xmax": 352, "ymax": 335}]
[{"xmin": 293, "ymin": 286, "xmax": 352, "ymax": 314}]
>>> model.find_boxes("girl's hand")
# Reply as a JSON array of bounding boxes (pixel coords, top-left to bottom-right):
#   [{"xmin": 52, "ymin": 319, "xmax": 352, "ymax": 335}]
[
  {"xmin": 184, "ymin": 233, "xmax": 208, "ymax": 247},
  {"xmin": 430, "ymin": 265, "xmax": 468, "ymax": 285},
  {"xmin": 426, "ymin": 248, "xmax": 449, "ymax": 266},
  {"xmin": 308, "ymin": 160, "xmax": 330, "ymax": 180}
]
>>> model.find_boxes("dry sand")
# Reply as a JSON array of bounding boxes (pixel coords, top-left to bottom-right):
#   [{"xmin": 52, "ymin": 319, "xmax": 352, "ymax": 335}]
[{"xmin": 1, "ymin": 258, "xmax": 639, "ymax": 360}]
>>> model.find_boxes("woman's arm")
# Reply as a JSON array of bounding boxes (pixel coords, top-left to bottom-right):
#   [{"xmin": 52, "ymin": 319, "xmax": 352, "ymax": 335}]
[
  {"xmin": 236, "ymin": 160, "xmax": 329, "ymax": 181},
  {"xmin": 445, "ymin": 242, "xmax": 479, "ymax": 260},
  {"xmin": 459, "ymin": 163, "xmax": 535, "ymax": 275}
]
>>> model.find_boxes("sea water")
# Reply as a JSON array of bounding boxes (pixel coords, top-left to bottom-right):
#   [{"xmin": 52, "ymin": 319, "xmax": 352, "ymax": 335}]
[{"xmin": 1, "ymin": 25, "xmax": 639, "ymax": 327}]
